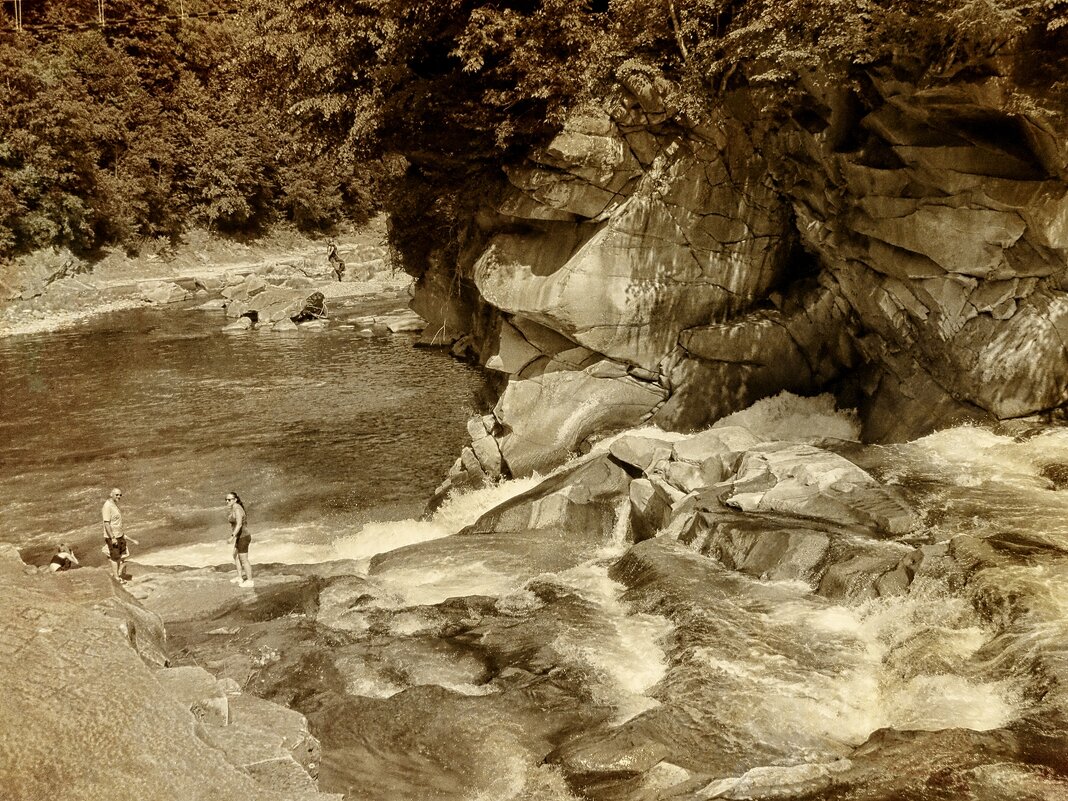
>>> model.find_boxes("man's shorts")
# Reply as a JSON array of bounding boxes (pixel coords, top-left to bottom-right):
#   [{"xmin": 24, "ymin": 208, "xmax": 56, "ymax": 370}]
[
  {"xmin": 235, "ymin": 534, "xmax": 251, "ymax": 555},
  {"xmin": 107, "ymin": 537, "xmax": 128, "ymax": 562}
]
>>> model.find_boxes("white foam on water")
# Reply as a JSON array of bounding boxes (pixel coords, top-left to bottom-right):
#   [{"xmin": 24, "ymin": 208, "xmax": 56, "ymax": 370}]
[
  {"xmin": 692, "ymin": 640, "xmax": 884, "ymax": 749},
  {"xmin": 748, "ymin": 589, "xmax": 1019, "ymax": 745},
  {"xmin": 334, "ymin": 652, "xmax": 405, "ymax": 699},
  {"xmin": 895, "ymin": 425, "xmax": 1068, "ymax": 496},
  {"xmin": 330, "ymin": 519, "xmax": 450, "ymax": 563},
  {"xmin": 907, "ymin": 426, "xmax": 1043, "ymax": 486},
  {"xmin": 712, "ymin": 391, "xmax": 861, "ymax": 442},
  {"xmin": 430, "ymin": 473, "xmax": 544, "ymax": 532},
  {"xmin": 884, "ymin": 674, "xmax": 1018, "ymax": 731},
  {"xmin": 375, "ymin": 561, "xmax": 521, "ymax": 607},
  {"xmin": 462, "ymin": 749, "xmax": 579, "ymax": 801},
  {"xmin": 684, "ymin": 575, "xmax": 1017, "ymax": 759},
  {"xmin": 138, "ymin": 523, "xmax": 346, "ymax": 567},
  {"xmin": 326, "ymin": 474, "xmax": 543, "ymax": 567},
  {"xmin": 540, "ymin": 563, "xmax": 674, "ymax": 723},
  {"xmin": 139, "ymin": 473, "xmax": 544, "ymax": 569}
]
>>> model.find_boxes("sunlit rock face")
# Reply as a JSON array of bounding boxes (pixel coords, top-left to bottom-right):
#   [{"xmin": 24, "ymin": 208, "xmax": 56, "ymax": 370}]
[
  {"xmin": 0, "ymin": 547, "xmax": 338, "ymax": 801},
  {"xmin": 474, "ymin": 107, "xmax": 794, "ymax": 374},
  {"xmin": 415, "ymin": 64, "xmax": 1068, "ymax": 477},
  {"xmin": 783, "ymin": 75, "xmax": 1068, "ymax": 433}
]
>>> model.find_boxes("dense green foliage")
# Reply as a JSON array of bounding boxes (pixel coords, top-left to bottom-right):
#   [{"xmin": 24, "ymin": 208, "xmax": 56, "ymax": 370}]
[
  {"xmin": 242, "ymin": 0, "xmax": 1068, "ymax": 159},
  {"xmin": 3, "ymin": 0, "xmax": 1065, "ymax": 263},
  {"xmin": 0, "ymin": 0, "xmax": 380, "ymax": 259},
  {"xmin": 238, "ymin": 0, "xmax": 1066, "ymax": 273}
]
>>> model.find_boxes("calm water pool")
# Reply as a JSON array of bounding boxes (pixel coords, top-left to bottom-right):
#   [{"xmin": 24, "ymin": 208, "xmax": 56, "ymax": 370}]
[{"xmin": 0, "ymin": 301, "xmax": 488, "ymax": 566}]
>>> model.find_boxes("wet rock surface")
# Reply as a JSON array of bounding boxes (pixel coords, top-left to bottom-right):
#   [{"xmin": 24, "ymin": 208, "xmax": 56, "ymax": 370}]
[{"xmin": 63, "ymin": 424, "xmax": 1067, "ymax": 801}]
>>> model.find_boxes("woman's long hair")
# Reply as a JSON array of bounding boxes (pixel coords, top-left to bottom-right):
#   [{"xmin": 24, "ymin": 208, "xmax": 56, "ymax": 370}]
[{"xmin": 228, "ymin": 492, "xmax": 245, "ymax": 510}]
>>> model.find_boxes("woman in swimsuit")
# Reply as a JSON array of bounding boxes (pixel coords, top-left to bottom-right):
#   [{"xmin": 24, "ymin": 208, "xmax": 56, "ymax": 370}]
[
  {"xmin": 49, "ymin": 543, "xmax": 79, "ymax": 573},
  {"xmin": 226, "ymin": 492, "xmax": 253, "ymax": 588}
]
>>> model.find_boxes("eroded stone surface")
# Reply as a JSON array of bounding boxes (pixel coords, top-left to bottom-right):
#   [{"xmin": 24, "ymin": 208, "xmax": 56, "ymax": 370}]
[
  {"xmin": 420, "ymin": 66, "xmax": 1068, "ymax": 471},
  {"xmin": 0, "ymin": 548, "xmax": 337, "ymax": 801}
]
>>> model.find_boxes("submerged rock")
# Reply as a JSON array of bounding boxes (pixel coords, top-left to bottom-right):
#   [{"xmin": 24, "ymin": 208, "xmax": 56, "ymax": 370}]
[
  {"xmin": 381, "ymin": 309, "xmax": 427, "ymax": 333},
  {"xmin": 223, "ymin": 316, "xmax": 253, "ymax": 332}
]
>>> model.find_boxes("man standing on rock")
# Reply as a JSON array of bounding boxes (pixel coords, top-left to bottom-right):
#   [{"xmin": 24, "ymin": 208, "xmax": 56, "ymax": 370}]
[{"xmin": 102, "ymin": 488, "xmax": 131, "ymax": 583}]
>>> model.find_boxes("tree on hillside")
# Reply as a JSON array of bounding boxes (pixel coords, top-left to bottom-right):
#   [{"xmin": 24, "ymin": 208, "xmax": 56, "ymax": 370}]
[
  {"xmin": 2, "ymin": 0, "xmax": 1063, "ymax": 261},
  {"xmin": 236, "ymin": 0, "xmax": 1067, "ymax": 275},
  {"xmin": 0, "ymin": 0, "xmax": 382, "ymax": 260}
]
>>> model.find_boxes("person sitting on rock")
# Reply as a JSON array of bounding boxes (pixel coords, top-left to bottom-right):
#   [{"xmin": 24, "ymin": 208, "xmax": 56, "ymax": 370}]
[{"xmin": 49, "ymin": 543, "xmax": 79, "ymax": 573}]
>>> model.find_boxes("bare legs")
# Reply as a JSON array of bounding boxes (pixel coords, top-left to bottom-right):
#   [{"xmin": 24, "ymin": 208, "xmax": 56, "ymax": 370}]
[
  {"xmin": 232, "ymin": 547, "xmax": 253, "ymax": 585},
  {"xmin": 238, "ymin": 552, "xmax": 252, "ymax": 582}
]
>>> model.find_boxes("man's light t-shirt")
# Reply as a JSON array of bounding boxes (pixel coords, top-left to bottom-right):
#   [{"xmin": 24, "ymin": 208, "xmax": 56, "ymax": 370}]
[{"xmin": 102, "ymin": 499, "xmax": 123, "ymax": 537}]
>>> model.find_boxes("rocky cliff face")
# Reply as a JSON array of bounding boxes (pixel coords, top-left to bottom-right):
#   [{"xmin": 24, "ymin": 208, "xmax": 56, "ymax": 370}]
[{"xmin": 411, "ymin": 65, "xmax": 1068, "ymax": 481}]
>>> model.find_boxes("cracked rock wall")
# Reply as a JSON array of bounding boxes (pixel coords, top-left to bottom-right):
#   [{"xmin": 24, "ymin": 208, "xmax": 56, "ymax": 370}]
[{"xmin": 413, "ymin": 67, "xmax": 1068, "ymax": 479}]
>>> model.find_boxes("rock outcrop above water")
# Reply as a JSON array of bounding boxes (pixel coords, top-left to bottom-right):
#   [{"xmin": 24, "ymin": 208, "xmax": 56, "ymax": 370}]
[
  {"xmin": 411, "ymin": 63, "xmax": 1068, "ymax": 481},
  {"xmin": 0, "ymin": 546, "xmax": 338, "ymax": 801}
]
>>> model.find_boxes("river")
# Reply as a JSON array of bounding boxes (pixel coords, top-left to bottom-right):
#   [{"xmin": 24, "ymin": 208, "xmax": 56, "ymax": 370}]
[
  {"xmin": 5, "ymin": 303, "xmax": 1068, "ymax": 800},
  {"xmin": 0, "ymin": 300, "xmax": 489, "ymax": 568}
]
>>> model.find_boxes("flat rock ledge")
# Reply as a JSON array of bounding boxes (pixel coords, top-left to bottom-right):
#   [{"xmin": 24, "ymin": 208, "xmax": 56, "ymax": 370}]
[{"xmin": 0, "ymin": 545, "xmax": 339, "ymax": 801}]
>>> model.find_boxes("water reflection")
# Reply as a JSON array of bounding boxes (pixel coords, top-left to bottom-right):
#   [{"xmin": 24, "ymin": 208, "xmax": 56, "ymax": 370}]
[{"xmin": 0, "ymin": 304, "xmax": 488, "ymax": 563}]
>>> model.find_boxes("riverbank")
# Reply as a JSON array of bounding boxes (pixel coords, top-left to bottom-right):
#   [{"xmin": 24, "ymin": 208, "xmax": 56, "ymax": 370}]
[
  {"xmin": 0, "ymin": 544, "xmax": 341, "ymax": 801},
  {"xmin": 0, "ymin": 220, "xmax": 410, "ymax": 337}
]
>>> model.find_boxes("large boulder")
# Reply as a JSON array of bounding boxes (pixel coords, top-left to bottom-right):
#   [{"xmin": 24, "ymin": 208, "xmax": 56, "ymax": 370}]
[
  {"xmin": 494, "ymin": 364, "xmax": 668, "ymax": 476},
  {"xmin": 223, "ymin": 316, "xmax": 253, "ymax": 332},
  {"xmin": 140, "ymin": 281, "xmax": 191, "ymax": 305},
  {"xmin": 195, "ymin": 276, "xmax": 224, "ymax": 293},
  {"xmin": 474, "ymin": 126, "xmax": 794, "ymax": 372},
  {"xmin": 292, "ymin": 292, "xmax": 327, "ymax": 323},
  {"xmin": 381, "ymin": 309, "xmax": 427, "ymax": 333},
  {"xmin": 723, "ymin": 443, "xmax": 915, "ymax": 533},
  {"xmin": 246, "ymin": 286, "xmax": 322, "ymax": 324}
]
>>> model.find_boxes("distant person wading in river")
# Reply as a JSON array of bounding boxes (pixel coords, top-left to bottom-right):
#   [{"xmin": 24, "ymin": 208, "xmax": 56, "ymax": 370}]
[
  {"xmin": 226, "ymin": 492, "xmax": 253, "ymax": 588},
  {"xmin": 327, "ymin": 241, "xmax": 345, "ymax": 282}
]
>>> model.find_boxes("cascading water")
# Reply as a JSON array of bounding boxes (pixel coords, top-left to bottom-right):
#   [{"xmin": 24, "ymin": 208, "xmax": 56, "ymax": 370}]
[{"xmin": 6, "ymin": 304, "xmax": 1068, "ymax": 800}]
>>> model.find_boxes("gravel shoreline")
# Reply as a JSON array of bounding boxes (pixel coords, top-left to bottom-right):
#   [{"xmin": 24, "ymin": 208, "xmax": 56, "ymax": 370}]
[{"xmin": 0, "ymin": 228, "xmax": 412, "ymax": 337}]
